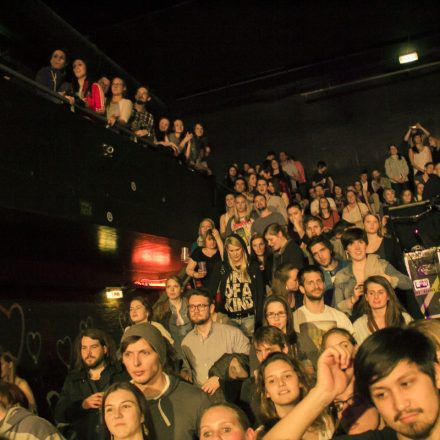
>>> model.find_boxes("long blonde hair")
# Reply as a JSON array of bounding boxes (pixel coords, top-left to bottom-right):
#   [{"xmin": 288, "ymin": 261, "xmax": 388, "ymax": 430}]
[
  {"xmin": 224, "ymin": 235, "xmax": 250, "ymax": 282},
  {"xmin": 197, "ymin": 218, "xmax": 215, "ymax": 246},
  {"xmin": 233, "ymin": 194, "xmax": 252, "ymax": 222}
]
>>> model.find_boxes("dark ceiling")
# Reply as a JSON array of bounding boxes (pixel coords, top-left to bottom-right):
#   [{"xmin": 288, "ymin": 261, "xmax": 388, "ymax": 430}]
[{"xmin": 3, "ymin": 0, "xmax": 440, "ymax": 112}]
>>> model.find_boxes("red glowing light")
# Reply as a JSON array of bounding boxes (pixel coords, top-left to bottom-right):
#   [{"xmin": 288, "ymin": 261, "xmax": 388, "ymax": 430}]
[
  {"xmin": 129, "ymin": 234, "xmax": 188, "ymax": 287},
  {"xmin": 134, "ymin": 278, "xmax": 167, "ymax": 288}
]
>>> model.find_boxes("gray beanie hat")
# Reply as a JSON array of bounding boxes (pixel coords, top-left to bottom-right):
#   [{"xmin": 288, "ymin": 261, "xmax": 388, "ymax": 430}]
[{"xmin": 121, "ymin": 323, "xmax": 166, "ymax": 365}]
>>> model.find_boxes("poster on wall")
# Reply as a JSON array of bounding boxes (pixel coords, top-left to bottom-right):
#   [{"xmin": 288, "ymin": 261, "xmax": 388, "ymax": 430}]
[{"xmin": 404, "ymin": 247, "xmax": 440, "ymax": 318}]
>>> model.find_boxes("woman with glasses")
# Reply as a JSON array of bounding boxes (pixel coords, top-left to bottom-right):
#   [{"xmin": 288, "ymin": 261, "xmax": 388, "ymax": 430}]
[
  {"xmin": 106, "ymin": 77, "xmax": 133, "ymax": 126},
  {"xmin": 262, "ymin": 296, "xmax": 297, "ymax": 358}
]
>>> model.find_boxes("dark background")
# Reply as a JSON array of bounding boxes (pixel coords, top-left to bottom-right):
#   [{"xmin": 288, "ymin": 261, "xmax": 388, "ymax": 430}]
[
  {"xmin": 2, "ymin": 0, "xmax": 440, "ymax": 182},
  {"xmin": 183, "ymin": 69, "xmax": 440, "ymax": 183},
  {"xmin": 1, "ymin": 0, "xmax": 440, "ymax": 423}
]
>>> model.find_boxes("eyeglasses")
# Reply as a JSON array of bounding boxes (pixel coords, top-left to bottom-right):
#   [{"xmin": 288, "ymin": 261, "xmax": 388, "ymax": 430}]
[
  {"xmin": 333, "ymin": 394, "xmax": 364, "ymax": 412},
  {"xmin": 266, "ymin": 312, "xmax": 287, "ymax": 319},
  {"xmin": 188, "ymin": 304, "xmax": 209, "ymax": 312}
]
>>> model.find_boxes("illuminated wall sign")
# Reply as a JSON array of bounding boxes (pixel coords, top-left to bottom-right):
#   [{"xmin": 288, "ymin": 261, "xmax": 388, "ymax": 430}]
[
  {"xmin": 399, "ymin": 51, "xmax": 418, "ymax": 64},
  {"xmin": 105, "ymin": 287, "xmax": 123, "ymax": 299}
]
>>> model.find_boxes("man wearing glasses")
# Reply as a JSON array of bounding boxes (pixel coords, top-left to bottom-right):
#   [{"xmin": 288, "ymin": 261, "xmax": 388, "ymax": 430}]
[{"xmin": 181, "ymin": 289, "xmax": 250, "ymax": 397}]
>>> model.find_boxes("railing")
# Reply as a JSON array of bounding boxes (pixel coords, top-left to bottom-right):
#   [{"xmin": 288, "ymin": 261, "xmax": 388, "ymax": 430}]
[{"xmin": 0, "ymin": 62, "xmax": 225, "ymax": 242}]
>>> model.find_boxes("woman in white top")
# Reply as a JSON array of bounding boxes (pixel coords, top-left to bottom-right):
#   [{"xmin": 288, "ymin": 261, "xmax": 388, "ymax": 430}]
[
  {"xmin": 342, "ymin": 190, "xmax": 369, "ymax": 228},
  {"xmin": 353, "ymin": 275, "xmax": 413, "ymax": 345},
  {"xmin": 408, "ymin": 134, "xmax": 433, "ymax": 176},
  {"xmin": 106, "ymin": 77, "xmax": 133, "ymax": 126}
]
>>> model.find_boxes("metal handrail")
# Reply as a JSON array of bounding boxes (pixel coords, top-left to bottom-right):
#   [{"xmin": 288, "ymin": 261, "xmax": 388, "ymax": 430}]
[{"xmin": 0, "ymin": 61, "xmax": 155, "ymax": 148}]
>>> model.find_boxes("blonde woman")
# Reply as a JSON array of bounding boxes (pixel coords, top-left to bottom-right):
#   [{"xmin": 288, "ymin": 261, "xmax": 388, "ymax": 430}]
[
  {"xmin": 225, "ymin": 194, "xmax": 255, "ymax": 249},
  {"xmin": 192, "ymin": 217, "xmax": 215, "ymax": 252},
  {"xmin": 208, "ymin": 234, "xmax": 264, "ymax": 337},
  {"xmin": 185, "ymin": 228, "xmax": 223, "ymax": 288}
]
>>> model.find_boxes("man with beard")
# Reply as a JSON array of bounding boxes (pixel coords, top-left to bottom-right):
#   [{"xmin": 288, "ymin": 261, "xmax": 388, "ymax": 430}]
[
  {"xmin": 234, "ymin": 177, "xmax": 247, "ymax": 195},
  {"xmin": 181, "ymin": 290, "xmax": 250, "ymax": 397},
  {"xmin": 307, "ymin": 235, "xmax": 347, "ymax": 306},
  {"xmin": 251, "ymin": 193, "xmax": 286, "ymax": 235},
  {"xmin": 264, "ymin": 327, "xmax": 440, "ymax": 440},
  {"xmin": 256, "ymin": 177, "xmax": 287, "ymax": 221},
  {"xmin": 55, "ymin": 328, "xmax": 126, "ymax": 440},
  {"xmin": 121, "ymin": 322, "xmax": 209, "ymax": 440},
  {"xmin": 129, "ymin": 86, "xmax": 154, "ymax": 142},
  {"xmin": 293, "ymin": 266, "xmax": 354, "ymax": 365}
]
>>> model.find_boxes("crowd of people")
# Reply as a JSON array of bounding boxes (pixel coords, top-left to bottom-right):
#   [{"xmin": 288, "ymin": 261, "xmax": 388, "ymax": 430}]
[
  {"xmin": 0, "ymin": 48, "xmax": 440, "ymax": 440},
  {"xmin": 34, "ymin": 48, "xmax": 213, "ymax": 175}
]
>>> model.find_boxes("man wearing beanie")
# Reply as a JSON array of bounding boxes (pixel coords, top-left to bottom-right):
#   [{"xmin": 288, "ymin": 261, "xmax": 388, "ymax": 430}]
[{"xmin": 121, "ymin": 322, "xmax": 209, "ymax": 440}]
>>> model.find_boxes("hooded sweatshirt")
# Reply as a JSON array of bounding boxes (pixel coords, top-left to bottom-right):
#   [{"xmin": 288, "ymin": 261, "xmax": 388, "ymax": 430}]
[
  {"xmin": 146, "ymin": 374, "xmax": 210, "ymax": 440},
  {"xmin": 208, "ymin": 234, "xmax": 265, "ymax": 327},
  {"xmin": 0, "ymin": 405, "xmax": 65, "ymax": 440}
]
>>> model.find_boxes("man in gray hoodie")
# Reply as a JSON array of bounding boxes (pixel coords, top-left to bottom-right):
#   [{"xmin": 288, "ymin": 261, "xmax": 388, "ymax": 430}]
[{"xmin": 121, "ymin": 323, "xmax": 210, "ymax": 440}]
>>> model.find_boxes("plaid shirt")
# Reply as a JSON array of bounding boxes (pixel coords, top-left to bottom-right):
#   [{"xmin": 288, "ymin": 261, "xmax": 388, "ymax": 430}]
[{"xmin": 129, "ymin": 107, "xmax": 154, "ymax": 137}]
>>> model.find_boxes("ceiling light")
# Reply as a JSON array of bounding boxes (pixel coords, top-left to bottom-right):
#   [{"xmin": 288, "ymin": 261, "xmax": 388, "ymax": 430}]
[{"xmin": 399, "ymin": 51, "xmax": 418, "ymax": 64}]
